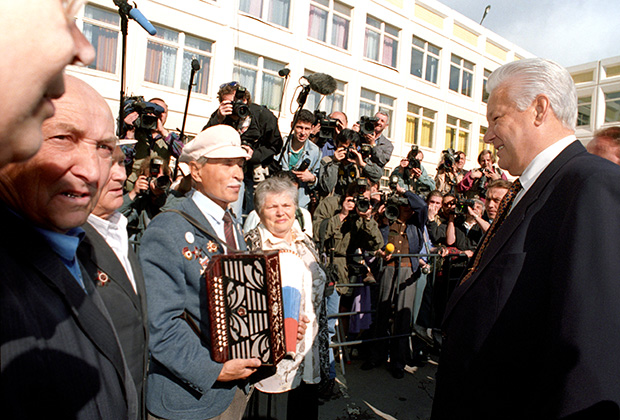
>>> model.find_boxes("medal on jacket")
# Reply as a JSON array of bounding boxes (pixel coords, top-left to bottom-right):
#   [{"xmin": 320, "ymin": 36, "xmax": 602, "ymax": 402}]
[{"xmin": 96, "ymin": 270, "xmax": 110, "ymax": 287}]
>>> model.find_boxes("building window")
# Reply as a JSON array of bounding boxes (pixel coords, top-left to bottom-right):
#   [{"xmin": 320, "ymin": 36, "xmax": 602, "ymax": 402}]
[
  {"xmin": 239, "ymin": 0, "xmax": 290, "ymax": 28},
  {"xmin": 359, "ymin": 88, "xmax": 395, "ymax": 137},
  {"xmin": 144, "ymin": 25, "xmax": 212, "ymax": 94},
  {"xmin": 482, "ymin": 69, "xmax": 492, "ymax": 103},
  {"xmin": 233, "ymin": 50, "xmax": 286, "ymax": 111},
  {"xmin": 405, "ymin": 103, "xmax": 436, "ymax": 148},
  {"xmin": 445, "ymin": 115, "xmax": 470, "ymax": 153},
  {"xmin": 380, "ymin": 168, "xmax": 390, "ymax": 188},
  {"xmin": 449, "ymin": 54, "xmax": 474, "ymax": 97},
  {"xmin": 304, "ymin": 71, "xmax": 346, "ymax": 114},
  {"xmin": 604, "ymin": 91, "xmax": 620, "ymax": 123},
  {"xmin": 410, "ymin": 36, "xmax": 440, "ymax": 84},
  {"xmin": 81, "ymin": 4, "xmax": 120, "ymax": 73},
  {"xmin": 364, "ymin": 16, "xmax": 399, "ymax": 68},
  {"xmin": 577, "ymin": 96, "xmax": 592, "ymax": 127},
  {"xmin": 308, "ymin": 0, "xmax": 351, "ymax": 50}
]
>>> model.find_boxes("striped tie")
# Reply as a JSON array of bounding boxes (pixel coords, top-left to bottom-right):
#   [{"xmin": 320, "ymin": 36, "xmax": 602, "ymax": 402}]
[
  {"xmin": 222, "ymin": 211, "xmax": 237, "ymax": 252},
  {"xmin": 460, "ymin": 179, "xmax": 522, "ymax": 285}
]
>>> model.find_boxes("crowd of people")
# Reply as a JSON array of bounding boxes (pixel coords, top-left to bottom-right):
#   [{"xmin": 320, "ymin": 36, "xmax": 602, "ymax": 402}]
[{"xmin": 2, "ymin": 3, "xmax": 620, "ymax": 420}]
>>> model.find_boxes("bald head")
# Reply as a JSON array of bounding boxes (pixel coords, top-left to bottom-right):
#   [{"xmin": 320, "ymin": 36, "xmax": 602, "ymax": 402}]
[{"xmin": 0, "ymin": 75, "xmax": 116, "ymax": 233}]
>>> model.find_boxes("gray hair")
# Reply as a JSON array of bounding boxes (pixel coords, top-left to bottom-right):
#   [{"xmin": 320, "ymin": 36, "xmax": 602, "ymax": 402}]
[
  {"xmin": 253, "ymin": 176, "xmax": 298, "ymax": 214},
  {"xmin": 487, "ymin": 58, "xmax": 577, "ymax": 131}
]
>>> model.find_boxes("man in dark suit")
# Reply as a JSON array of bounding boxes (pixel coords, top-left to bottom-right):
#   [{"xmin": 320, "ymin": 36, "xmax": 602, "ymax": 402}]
[
  {"xmin": 431, "ymin": 58, "xmax": 620, "ymax": 419},
  {"xmin": 0, "ymin": 75, "xmax": 137, "ymax": 419},
  {"xmin": 140, "ymin": 125, "xmax": 261, "ymax": 420},
  {"xmin": 78, "ymin": 143, "xmax": 149, "ymax": 419}
]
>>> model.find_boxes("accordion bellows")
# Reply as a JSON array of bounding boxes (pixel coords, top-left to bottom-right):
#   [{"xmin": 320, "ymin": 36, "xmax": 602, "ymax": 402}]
[{"xmin": 205, "ymin": 251, "xmax": 293, "ymax": 366}]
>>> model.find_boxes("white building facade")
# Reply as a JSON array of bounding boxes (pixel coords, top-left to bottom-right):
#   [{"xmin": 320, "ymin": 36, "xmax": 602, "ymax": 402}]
[{"xmin": 67, "ymin": 0, "xmax": 534, "ymax": 178}]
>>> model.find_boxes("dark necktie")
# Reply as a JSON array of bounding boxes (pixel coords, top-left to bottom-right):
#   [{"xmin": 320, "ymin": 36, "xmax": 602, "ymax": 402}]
[
  {"xmin": 460, "ymin": 179, "xmax": 522, "ymax": 285},
  {"xmin": 222, "ymin": 211, "xmax": 237, "ymax": 252}
]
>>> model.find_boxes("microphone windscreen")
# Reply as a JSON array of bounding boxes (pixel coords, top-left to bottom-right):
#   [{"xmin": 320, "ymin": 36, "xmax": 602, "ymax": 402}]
[
  {"xmin": 191, "ymin": 59, "xmax": 201, "ymax": 71},
  {"xmin": 129, "ymin": 8, "xmax": 157, "ymax": 36},
  {"xmin": 278, "ymin": 68, "xmax": 291, "ymax": 77},
  {"xmin": 306, "ymin": 73, "xmax": 337, "ymax": 95}
]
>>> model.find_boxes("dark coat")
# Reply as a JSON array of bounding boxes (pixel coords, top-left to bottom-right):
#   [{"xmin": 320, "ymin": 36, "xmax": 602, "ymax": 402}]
[
  {"xmin": 432, "ymin": 141, "xmax": 620, "ymax": 419},
  {"xmin": 78, "ymin": 221, "xmax": 149, "ymax": 419},
  {"xmin": 0, "ymin": 203, "xmax": 138, "ymax": 420}
]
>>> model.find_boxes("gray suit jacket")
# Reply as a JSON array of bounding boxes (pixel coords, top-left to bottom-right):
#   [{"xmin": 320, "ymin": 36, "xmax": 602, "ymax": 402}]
[
  {"xmin": 0, "ymin": 203, "xmax": 138, "ymax": 420},
  {"xmin": 140, "ymin": 195, "xmax": 247, "ymax": 420},
  {"xmin": 79, "ymin": 221, "xmax": 149, "ymax": 419},
  {"xmin": 432, "ymin": 141, "xmax": 620, "ymax": 419}
]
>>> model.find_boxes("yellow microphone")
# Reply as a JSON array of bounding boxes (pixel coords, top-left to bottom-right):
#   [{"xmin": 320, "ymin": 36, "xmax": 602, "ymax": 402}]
[{"xmin": 385, "ymin": 243, "xmax": 395, "ymax": 254}]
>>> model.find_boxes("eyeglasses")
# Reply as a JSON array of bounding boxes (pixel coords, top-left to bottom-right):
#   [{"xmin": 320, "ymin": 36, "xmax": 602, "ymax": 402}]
[{"xmin": 219, "ymin": 81, "xmax": 239, "ymax": 89}]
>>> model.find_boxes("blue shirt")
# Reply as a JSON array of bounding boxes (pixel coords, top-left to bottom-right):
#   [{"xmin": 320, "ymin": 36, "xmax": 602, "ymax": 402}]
[{"xmin": 36, "ymin": 226, "xmax": 87, "ymax": 292}]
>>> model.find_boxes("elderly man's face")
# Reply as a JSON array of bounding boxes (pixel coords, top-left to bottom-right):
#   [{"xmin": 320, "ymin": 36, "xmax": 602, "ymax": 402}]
[
  {"xmin": 191, "ymin": 158, "xmax": 244, "ymax": 210},
  {"xmin": 93, "ymin": 147, "xmax": 128, "ymax": 219},
  {"xmin": 0, "ymin": 0, "xmax": 95, "ymax": 168},
  {"xmin": 259, "ymin": 192, "xmax": 296, "ymax": 239},
  {"xmin": 0, "ymin": 76, "xmax": 116, "ymax": 233},
  {"xmin": 484, "ymin": 87, "xmax": 535, "ymax": 176}
]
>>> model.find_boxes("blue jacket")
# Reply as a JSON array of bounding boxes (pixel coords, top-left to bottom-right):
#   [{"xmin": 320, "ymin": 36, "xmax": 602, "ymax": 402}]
[
  {"xmin": 140, "ymin": 195, "xmax": 246, "ymax": 420},
  {"xmin": 277, "ymin": 137, "xmax": 321, "ymax": 209},
  {"xmin": 380, "ymin": 191, "xmax": 428, "ymax": 271}
]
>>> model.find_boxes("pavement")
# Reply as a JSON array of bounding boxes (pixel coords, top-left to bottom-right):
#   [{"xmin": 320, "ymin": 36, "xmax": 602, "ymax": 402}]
[{"xmin": 318, "ymin": 356, "xmax": 438, "ymax": 420}]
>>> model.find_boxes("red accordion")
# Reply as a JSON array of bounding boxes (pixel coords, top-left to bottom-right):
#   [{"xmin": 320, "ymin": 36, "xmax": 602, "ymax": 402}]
[{"xmin": 204, "ymin": 251, "xmax": 286, "ymax": 366}]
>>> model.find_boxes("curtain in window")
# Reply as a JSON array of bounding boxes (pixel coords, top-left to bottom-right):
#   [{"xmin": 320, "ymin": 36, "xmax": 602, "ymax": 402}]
[
  {"xmin": 410, "ymin": 49, "xmax": 424, "ymax": 78},
  {"xmin": 84, "ymin": 24, "xmax": 117, "ymax": 73},
  {"xmin": 462, "ymin": 71, "xmax": 473, "ymax": 97},
  {"xmin": 182, "ymin": 52, "xmax": 210, "ymax": 94},
  {"xmin": 308, "ymin": 5, "xmax": 327, "ymax": 41},
  {"xmin": 240, "ymin": 0, "xmax": 262, "ymax": 16},
  {"xmin": 426, "ymin": 56, "xmax": 438, "ymax": 83},
  {"xmin": 405, "ymin": 115, "xmax": 417, "ymax": 144},
  {"xmin": 382, "ymin": 37, "xmax": 397, "ymax": 67},
  {"xmin": 145, "ymin": 42, "xmax": 176, "ymax": 87},
  {"xmin": 331, "ymin": 15, "xmax": 349, "ymax": 49},
  {"xmin": 268, "ymin": 0, "xmax": 290, "ymax": 27},
  {"xmin": 445, "ymin": 127, "xmax": 456, "ymax": 150},
  {"xmin": 458, "ymin": 130, "xmax": 469, "ymax": 152},
  {"xmin": 421, "ymin": 120, "xmax": 434, "ymax": 148},
  {"xmin": 359, "ymin": 102, "xmax": 375, "ymax": 119},
  {"xmin": 233, "ymin": 66, "xmax": 258, "ymax": 99},
  {"xmin": 261, "ymin": 74, "xmax": 283, "ymax": 110},
  {"xmin": 364, "ymin": 29, "xmax": 380, "ymax": 61}
]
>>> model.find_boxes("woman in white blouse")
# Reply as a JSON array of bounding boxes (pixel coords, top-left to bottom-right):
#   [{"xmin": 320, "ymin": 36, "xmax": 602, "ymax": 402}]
[{"xmin": 245, "ymin": 175, "xmax": 327, "ymax": 420}]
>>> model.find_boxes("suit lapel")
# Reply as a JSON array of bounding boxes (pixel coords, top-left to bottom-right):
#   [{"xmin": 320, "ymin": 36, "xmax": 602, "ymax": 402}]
[
  {"xmin": 80, "ymin": 223, "xmax": 142, "ymax": 311},
  {"xmin": 444, "ymin": 141, "xmax": 586, "ymax": 321}
]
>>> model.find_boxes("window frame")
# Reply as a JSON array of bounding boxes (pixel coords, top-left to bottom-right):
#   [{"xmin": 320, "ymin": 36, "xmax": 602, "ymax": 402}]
[
  {"xmin": 308, "ymin": 0, "xmax": 352, "ymax": 50},
  {"xmin": 233, "ymin": 49, "xmax": 287, "ymax": 111},
  {"xmin": 364, "ymin": 15, "xmax": 400, "ymax": 68},
  {"xmin": 410, "ymin": 35, "xmax": 440, "ymax": 84},
  {"xmin": 405, "ymin": 103, "xmax": 436, "ymax": 148},
  {"xmin": 449, "ymin": 54, "xmax": 475, "ymax": 98},
  {"xmin": 239, "ymin": 0, "xmax": 291, "ymax": 28},
  {"xmin": 77, "ymin": 4, "xmax": 121, "ymax": 74},
  {"xmin": 359, "ymin": 88, "xmax": 395, "ymax": 137},
  {"xmin": 445, "ymin": 115, "xmax": 471, "ymax": 153}
]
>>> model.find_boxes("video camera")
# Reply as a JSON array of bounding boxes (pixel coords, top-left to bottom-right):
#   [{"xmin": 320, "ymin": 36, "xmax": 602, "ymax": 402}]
[
  {"xmin": 454, "ymin": 199, "xmax": 476, "ymax": 215},
  {"xmin": 358, "ymin": 115, "xmax": 379, "ymax": 136},
  {"xmin": 314, "ymin": 111, "xmax": 338, "ymax": 148},
  {"xmin": 438, "ymin": 148, "xmax": 460, "ymax": 171},
  {"xmin": 123, "ymin": 96, "xmax": 165, "ymax": 142}
]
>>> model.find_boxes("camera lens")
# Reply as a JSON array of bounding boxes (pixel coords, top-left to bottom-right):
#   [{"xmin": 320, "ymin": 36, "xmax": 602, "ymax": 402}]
[{"xmin": 356, "ymin": 197, "xmax": 371, "ymax": 213}]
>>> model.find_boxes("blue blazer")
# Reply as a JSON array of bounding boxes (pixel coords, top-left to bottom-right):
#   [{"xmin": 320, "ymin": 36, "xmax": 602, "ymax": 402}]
[{"xmin": 140, "ymin": 195, "xmax": 247, "ymax": 420}]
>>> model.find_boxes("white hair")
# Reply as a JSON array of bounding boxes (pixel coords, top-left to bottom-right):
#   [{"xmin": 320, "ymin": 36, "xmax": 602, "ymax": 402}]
[
  {"xmin": 253, "ymin": 176, "xmax": 298, "ymax": 213},
  {"xmin": 487, "ymin": 58, "xmax": 577, "ymax": 131}
]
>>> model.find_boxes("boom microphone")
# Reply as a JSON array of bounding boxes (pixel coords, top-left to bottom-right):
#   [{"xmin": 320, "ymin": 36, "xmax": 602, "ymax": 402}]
[
  {"xmin": 278, "ymin": 68, "xmax": 291, "ymax": 77},
  {"xmin": 305, "ymin": 73, "xmax": 337, "ymax": 95},
  {"xmin": 128, "ymin": 6, "xmax": 157, "ymax": 35}
]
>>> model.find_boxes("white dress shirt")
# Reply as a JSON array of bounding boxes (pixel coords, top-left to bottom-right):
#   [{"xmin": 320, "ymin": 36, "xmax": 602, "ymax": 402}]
[{"xmin": 88, "ymin": 212, "xmax": 137, "ymax": 293}]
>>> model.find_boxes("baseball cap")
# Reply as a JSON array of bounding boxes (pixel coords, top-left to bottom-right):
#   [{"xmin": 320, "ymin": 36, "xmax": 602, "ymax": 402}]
[{"xmin": 180, "ymin": 125, "xmax": 249, "ymax": 162}]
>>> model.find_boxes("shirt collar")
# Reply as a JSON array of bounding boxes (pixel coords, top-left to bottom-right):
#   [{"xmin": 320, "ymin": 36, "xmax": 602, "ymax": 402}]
[
  {"xmin": 518, "ymin": 135, "xmax": 576, "ymax": 193},
  {"xmin": 87, "ymin": 212, "xmax": 127, "ymax": 237},
  {"xmin": 35, "ymin": 226, "xmax": 85, "ymax": 263},
  {"xmin": 192, "ymin": 190, "xmax": 228, "ymax": 222},
  {"xmin": 258, "ymin": 222, "xmax": 304, "ymax": 248}
]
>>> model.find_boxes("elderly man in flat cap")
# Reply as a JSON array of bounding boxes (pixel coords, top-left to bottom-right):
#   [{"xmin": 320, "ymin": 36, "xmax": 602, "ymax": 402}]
[{"xmin": 140, "ymin": 125, "xmax": 261, "ymax": 420}]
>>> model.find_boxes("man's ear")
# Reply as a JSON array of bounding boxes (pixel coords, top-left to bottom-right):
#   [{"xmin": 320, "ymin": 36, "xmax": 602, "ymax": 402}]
[
  {"xmin": 189, "ymin": 161, "xmax": 203, "ymax": 184},
  {"xmin": 533, "ymin": 95, "xmax": 551, "ymax": 126}
]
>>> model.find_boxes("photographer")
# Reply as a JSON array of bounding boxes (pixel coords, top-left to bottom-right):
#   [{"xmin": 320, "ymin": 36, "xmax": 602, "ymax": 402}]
[
  {"xmin": 389, "ymin": 146, "xmax": 435, "ymax": 197},
  {"xmin": 203, "ymin": 82, "xmax": 283, "ymax": 215},
  {"xmin": 457, "ymin": 149, "xmax": 507, "ymax": 199},
  {"xmin": 123, "ymin": 97, "xmax": 183, "ymax": 192},
  {"xmin": 434, "ymin": 149, "xmax": 466, "ymax": 197},
  {"xmin": 121, "ymin": 156, "xmax": 172, "ymax": 245},
  {"xmin": 316, "ymin": 111, "xmax": 348, "ymax": 158},
  {"xmin": 276, "ymin": 110, "xmax": 321, "ymax": 210},
  {"xmin": 352, "ymin": 112, "xmax": 394, "ymax": 168},
  {"xmin": 361, "ymin": 186, "xmax": 428, "ymax": 379},
  {"xmin": 318, "ymin": 129, "xmax": 383, "ymax": 198}
]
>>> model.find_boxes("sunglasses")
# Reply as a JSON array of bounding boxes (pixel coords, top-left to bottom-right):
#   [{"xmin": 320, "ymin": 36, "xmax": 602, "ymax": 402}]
[{"xmin": 219, "ymin": 81, "xmax": 239, "ymax": 89}]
